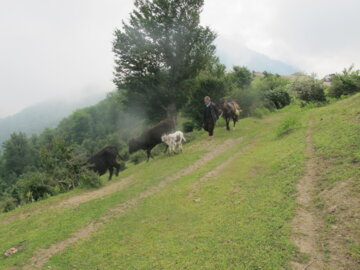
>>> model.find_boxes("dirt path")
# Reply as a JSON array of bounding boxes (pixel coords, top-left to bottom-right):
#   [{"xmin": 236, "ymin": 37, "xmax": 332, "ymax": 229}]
[
  {"xmin": 187, "ymin": 137, "xmax": 256, "ymax": 198},
  {"xmin": 22, "ymin": 137, "xmax": 244, "ymax": 270},
  {"xmin": 291, "ymin": 118, "xmax": 324, "ymax": 270}
]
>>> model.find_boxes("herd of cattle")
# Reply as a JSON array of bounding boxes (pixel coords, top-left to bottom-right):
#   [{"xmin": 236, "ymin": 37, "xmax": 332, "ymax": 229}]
[{"xmin": 86, "ymin": 99, "xmax": 241, "ymax": 180}]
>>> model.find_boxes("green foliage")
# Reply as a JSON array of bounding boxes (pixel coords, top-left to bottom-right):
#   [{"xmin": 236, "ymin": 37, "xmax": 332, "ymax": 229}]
[
  {"xmin": 255, "ymin": 72, "xmax": 289, "ymax": 92},
  {"xmin": 113, "ymin": 0, "xmax": 216, "ymax": 120},
  {"xmin": 328, "ymin": 65, "xmax": 360, "ymax": 98},
  {"xmin": 252, "ymin": 107, "xmax": 271, "ymax": 118},
  {"xmin": 2, "ymin": 132, "xmax": 38, "ymax": 179},
  {"xmin": 0, "ymin": 92, "xmax": 134, "ymax": 210},
  {"xmin": 40, "ymin": 136, "xmax": 103, "ymax": 191},
  {"xmin": 290, "ymin": 75, "xmax": 326, "ymax": 103},
  {"xmin": 79, "ymin": 170, "xmax": 102, "ymax": 188},
  {"xmin": 9, "ymin": 135, "xmax": 104, "ymax": 205},
  {"xmin": 57, "ymin": 92, "xmax": 137, "ymax": 148},
  {"xmin": 16, "ymin": 171, "xmax": 56, "ymax": 203},
  {"xmin": 130, "ymin": 151, "xmax": 147, "ymax": 165},
  {"xmin": 182, "ymin": 121, "xmax": 195, "ymax": 133},
  {"xmin": 183, "ymin": 61, "xmax": 229, "ymax": 127},
  {"xmin": 230, "ymin": 72, "xmax": 290, "ymax": 117},
  {"xmin": 0, "ymin": 195, "xmax": 17, "ymax": 213},
  {"xmin": 264, "ymin": 88, "xmax": 291, "ymax": 109},
  {"xmin": 229, "ymin": 66, "xmax": 253, "ymax": 89}
]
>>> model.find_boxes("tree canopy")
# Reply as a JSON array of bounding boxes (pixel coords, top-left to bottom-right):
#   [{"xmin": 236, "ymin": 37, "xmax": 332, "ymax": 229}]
[{"xmin": 113, "ymin": 0, "xmax": 216, "ymax": 121}]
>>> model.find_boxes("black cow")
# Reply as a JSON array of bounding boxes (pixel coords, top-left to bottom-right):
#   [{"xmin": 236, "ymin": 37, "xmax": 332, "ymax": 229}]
[
  {"xmin": 128, "ymin": 118, "xmax": 175, "ymax": 161},
  {"xmin": 87, "ymin": 146, "xmax": 124, "ymax": 180}
]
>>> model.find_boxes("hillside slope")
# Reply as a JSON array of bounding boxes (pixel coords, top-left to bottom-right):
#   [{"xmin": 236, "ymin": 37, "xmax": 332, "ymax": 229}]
[
  {"xmin": 0, "ymin": 94, "xmax": 359, "ymax": 270},
  {"xmin": 0, "ymin": 93, "xmax": 105, "ymax": 150}
]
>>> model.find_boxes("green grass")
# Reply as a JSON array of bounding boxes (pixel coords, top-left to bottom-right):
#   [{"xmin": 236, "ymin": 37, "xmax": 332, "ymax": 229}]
[
  {"xmin": 275, "ymin": 115, "xmax": 302, "ymax": 138},
  {"xmin": 310, "ymin": 93, "xmax": 360, "ymax": 266},
  {"xmin": 311, "ymin": 94, "xmax": 360, "ymax": 190},
  {"xmin": 43, "ymin": 110, "xmax": 308, "ymax": 270},
  {"xmin": 0, "ymin": 94, "xmax": 359, "ymax": 269}
]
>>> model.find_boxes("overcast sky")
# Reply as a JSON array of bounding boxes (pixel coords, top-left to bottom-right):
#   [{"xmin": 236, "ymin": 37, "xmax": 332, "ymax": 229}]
[{"xmin": 0, "ymin": 0, "xmax": 359, "ymax": 118}]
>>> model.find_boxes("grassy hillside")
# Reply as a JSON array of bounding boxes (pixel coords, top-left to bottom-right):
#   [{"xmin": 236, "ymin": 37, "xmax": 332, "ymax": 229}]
[{"xmin": 0, "ymin": 94, "xmax": 359, "ymax": 269}]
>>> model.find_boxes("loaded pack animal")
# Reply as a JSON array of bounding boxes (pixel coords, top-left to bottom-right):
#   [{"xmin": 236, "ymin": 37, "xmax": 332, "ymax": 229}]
[
  {"xmin": 87, "ymin": 146, "xmax": 124, "ymax": 180},
  {"xmin": 161, "ymin": 131, "xmax": 186, "ymax": 154},
  {"xmin": 220, "ymin": 99, "xmax": 242, "ymax": 131},
  {"xmin": 128, "ymin": 118, "xmax": 175, "ymax": 161}
]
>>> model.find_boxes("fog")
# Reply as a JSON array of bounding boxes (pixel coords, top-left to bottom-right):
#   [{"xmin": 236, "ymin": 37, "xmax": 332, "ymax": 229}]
[{"xmin": 1, "ymin": 0, "xmax": 359, "ymax": 118}]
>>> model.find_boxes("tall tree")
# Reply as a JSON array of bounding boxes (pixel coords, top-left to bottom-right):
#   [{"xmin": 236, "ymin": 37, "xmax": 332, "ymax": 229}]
[
  {"xmin": 2, "ymin": 133, "xmax": 34, "ymax": 179},
  {"xmin": 230, "ymin": 66, "xmax": 253, "ymax": 89},
  {"xmin": 113, "ymin": 0, "xmax": 216, "ymax": 121}
]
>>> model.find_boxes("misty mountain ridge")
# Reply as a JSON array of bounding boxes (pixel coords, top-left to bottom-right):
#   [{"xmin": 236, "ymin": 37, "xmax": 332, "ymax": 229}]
[
  {"xmin": 0, "ymin": 92, "xmax": 107, "ymax": 149},
  {"xmin": 216, "ymin": 44, "xmax": 300, "ymax": 75}
]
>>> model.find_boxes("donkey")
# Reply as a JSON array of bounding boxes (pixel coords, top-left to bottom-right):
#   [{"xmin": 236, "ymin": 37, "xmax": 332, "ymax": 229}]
[{"xmin": 221, "ymin": 100, "xmax": 242, "ymax": 131}]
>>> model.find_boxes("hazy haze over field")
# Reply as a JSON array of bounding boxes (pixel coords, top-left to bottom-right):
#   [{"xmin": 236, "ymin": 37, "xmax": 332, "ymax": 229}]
[{"xmin": 0, "ymin": 0, "xmax": 359, "ymax": 118}]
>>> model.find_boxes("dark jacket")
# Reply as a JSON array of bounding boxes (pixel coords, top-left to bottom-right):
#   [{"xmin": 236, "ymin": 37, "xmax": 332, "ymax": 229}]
[{"xmin": 203, "ymin": 102, "xmax": 219, "ymax": 123}]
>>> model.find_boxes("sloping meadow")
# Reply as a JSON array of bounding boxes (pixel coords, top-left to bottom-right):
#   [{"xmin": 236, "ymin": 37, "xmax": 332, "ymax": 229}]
[
  {"xmin": 1, "ymin": 94, "xmax": 359, "ymax": 269},
  {"xmin": 43, "ymin": 112, "xmax": 309, "ymax": 269}
]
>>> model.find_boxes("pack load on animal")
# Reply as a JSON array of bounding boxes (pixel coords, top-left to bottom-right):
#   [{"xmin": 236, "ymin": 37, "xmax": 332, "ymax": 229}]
[{"xmin": 221, "ymin": 99, "xmax": 242, "ymax": 130}]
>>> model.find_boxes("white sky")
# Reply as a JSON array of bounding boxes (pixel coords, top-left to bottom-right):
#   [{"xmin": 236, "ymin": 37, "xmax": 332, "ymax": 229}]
[{"xmin": 0, "ymin": 0, "xmax": 359, "ymax": 118}]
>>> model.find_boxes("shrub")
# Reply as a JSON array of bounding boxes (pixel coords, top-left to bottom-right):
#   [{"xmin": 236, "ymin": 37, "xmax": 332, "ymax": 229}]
[
  {"xmin": 290, "ymin": 75, "xmax": 326, "ymax": 103},
  {"xmin": 0, "ymin": 196, "xmax": 17, "ymax": 213},
  {"xmin": 183, "ymin": 68, "xmax": 229, "ymax": 128},
  {"xmin": 16, "ymin": 172, "xmax": 56, "ymax": 203},
  {"xmin": 252, "ymin": 107, "xmax": 271, "ymax": 118},
  {"xmin": 130, "ymin": 151, "xmax": 147, "ymax": 164},
  {"xmin": 232, "ymin": 72, "xmax": 290, "ymax": 116},
  {"xmin": 80, "ymin": 169, "xmax": 102, "ymax": 188},
  {"xmin": 183, "ymin": 121, "xmax": 195, "ymax": 133},
  {"xmin": 328, "ymin": 66, "xmax": 360, "ymax": 98},
  {"xmin": 264, "ymin": 89, "xmax": 291, "ymax": 109}
]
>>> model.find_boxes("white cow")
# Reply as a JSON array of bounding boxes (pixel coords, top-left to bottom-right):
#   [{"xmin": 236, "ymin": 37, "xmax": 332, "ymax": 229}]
[{"xmin": 161, "ymin": 131, "xmax": 186, "ymax": 154}]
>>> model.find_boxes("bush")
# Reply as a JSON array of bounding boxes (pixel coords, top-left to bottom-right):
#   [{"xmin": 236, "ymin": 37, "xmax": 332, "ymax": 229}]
[
  {"xmin": 328, "ymin": 66, "xmax": 360, "ymax": 98},
  {"xmin": 183, "ymin": 66, "xmax": 229, "ymax": 128},
  {"xmin": 80, "ymin": 169, "xmax": 102, "ymax": 188},
  {"xmin": 183, "ymin": 121, "xmax": 195, "ymax": 133},
  {"xmin": 130, "ymin": 151, "xmax": 147, "ymax": 164},
  {"xmin": 0, "ymin": 196, "xmax": 17, "ymax": 213},
  {"xmin": 231, "ymin": 72, "xmax": 290, "ymax": 116},
  {"xmin": 252, "ymin": 107, "xmax": 271, "ymax": 118},
  {"xmin": 16, "ymin": 172, "xmax": 56, "ymax": 203},
  {"xmin": 290, "ymin": 75, "xmax": 326, "ymax": 103},
  {"xmin": 264, "ymin": 89, "xmax": 291, "ymax": 109}
]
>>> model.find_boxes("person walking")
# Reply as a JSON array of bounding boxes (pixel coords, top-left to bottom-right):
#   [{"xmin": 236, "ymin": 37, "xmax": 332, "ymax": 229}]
[{"xmin": 203, "ymin": 96, "xmax": 219, "ymax": 138}]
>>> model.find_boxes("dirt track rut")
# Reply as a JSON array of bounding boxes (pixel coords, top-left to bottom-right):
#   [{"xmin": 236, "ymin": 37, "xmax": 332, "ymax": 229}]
[
  {"xmin": 187, "ymin": 137, "xmax": 257, "ymax": 198},
  {"xmin": 291, "ymin": 118, "xmax": 323, "ymax": 270}
]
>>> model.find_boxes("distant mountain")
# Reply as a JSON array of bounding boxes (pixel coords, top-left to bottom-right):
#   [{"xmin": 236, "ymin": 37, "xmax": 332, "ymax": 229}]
[
  {"xmin": 0, "ymin": 92, "xmax": 107, "ymax": 149},
  {"xmin": 216, "ymin": 43, "xmax": 300, "ymax": 75}
]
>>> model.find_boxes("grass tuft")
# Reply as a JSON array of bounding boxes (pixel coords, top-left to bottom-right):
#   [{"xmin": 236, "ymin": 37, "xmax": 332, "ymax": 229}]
[{"xmin": 275, "ymin": 115, "xmax": 301, "ymax": 138}]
